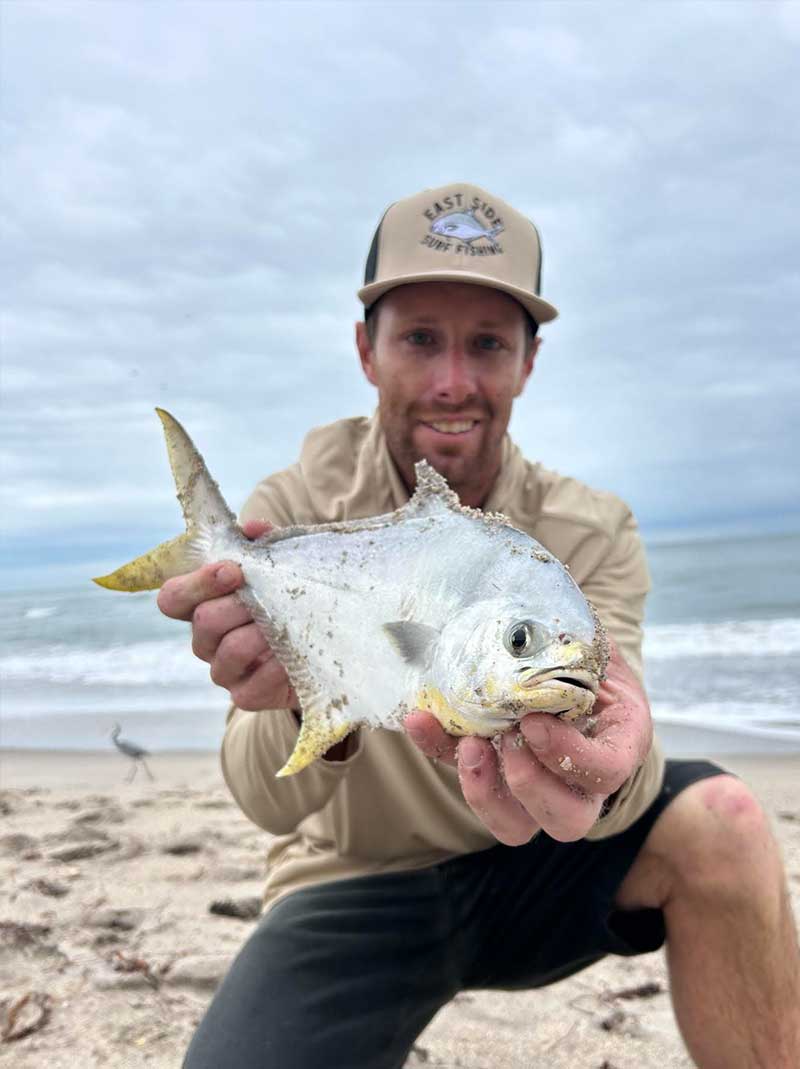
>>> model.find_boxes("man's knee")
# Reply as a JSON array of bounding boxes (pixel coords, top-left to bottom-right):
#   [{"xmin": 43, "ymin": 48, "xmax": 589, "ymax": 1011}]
[{"xmin": 655, "ymin": 775, "xmax": 781, "ymax": 902}]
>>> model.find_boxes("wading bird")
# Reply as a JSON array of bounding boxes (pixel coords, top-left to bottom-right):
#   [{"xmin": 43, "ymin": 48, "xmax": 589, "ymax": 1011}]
[{"xmin": 110, "ymin": 723, "xmax": 155, "ymax": 782}]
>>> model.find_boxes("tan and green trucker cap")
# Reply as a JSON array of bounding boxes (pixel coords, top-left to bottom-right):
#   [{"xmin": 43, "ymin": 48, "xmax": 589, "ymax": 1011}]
[{"xmin": 358, "ymin": 182, "xmax": 558, "ymax": 324}]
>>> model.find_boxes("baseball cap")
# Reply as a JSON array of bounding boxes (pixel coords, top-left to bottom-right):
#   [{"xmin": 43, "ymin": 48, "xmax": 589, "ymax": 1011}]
[{"xmin": 358, "ymin": 182, "xmax": 558, "ymax": 324}]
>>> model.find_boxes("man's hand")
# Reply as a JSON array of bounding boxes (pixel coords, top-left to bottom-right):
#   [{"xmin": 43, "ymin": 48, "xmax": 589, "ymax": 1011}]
[
  {"xmin": 404, "ymin": 639, "xmax": 652, "ymax": 846},
  {"xmin": 156, "ymin": 521, "xmax": 297, "ymax": 712}
]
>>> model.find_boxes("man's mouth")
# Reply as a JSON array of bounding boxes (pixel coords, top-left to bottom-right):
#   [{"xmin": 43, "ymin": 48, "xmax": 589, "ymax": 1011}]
[{"xmin": 419, "ymin": 419, "xmax": 480, "ymax": 436}]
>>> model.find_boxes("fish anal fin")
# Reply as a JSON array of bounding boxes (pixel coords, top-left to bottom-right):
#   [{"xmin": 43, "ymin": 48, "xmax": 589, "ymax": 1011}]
[
  {"xmin": 93, "ymin": 532, "xmax": 197, "ymax": 592},
  {"xmin": 277, "ymin": 713, "xmax": 354, "ymax": 777},
  {"xmin": 383, "ymin": 621, "xmax": 439, "ymax": 667},
  {"xmin": 248, "ymin": 603, "xmax": 357, "ymax": 778}
]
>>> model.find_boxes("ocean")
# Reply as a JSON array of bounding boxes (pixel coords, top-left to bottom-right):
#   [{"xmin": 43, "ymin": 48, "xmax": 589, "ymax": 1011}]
[{"xmin": 1, "ymin": 531, "xmax": 799, "ymax": 757}]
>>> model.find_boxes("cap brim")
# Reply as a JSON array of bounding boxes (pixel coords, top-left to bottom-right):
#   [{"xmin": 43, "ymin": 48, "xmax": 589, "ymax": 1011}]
[{"xmin": 357, "ymin": 271, "xmax": 558, "ymax": 324}]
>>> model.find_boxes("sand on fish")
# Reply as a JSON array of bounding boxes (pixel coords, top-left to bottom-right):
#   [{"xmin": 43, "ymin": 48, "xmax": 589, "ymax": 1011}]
[{"xmin": 1, "ymin": 748, "xmax": 798, "ymax": 1068}]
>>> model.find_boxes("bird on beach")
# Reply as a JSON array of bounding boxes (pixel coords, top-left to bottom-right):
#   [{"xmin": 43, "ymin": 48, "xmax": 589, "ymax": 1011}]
[{"xmin": 110, "ymin": 723, "xmax": 155, "ymax": 782}]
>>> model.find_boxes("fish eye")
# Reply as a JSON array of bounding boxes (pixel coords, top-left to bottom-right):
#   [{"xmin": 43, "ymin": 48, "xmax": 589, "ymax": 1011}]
[{"xmin": 504, "ymin": 620, "xmax": 537, "ymax": 658}]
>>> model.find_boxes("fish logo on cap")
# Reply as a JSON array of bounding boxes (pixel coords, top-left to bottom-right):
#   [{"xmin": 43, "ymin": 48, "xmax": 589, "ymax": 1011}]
[{"xmin": 430, "ymin": 209, "xmax": 505, "ymax": 251}]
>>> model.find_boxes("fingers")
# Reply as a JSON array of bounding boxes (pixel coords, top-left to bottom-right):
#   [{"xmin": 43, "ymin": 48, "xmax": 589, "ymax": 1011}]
[
  {"xmin": 241, "ymin": 519, "xmax": 272, "ymax": 540},
  {"xmin": 202, "ymin": 617, "xmax": 295, "ymax": 712},
  {"xmin": 404, "ymin": 712, "xmax": 611, "ymax": 843},
  {"xmin": 515, "ymin": 642, "xmax": 653, "ymax": 800},
  {"xmin": 207, "ymin": 619, "xmax": 294, "ymax": 712},
  {"xmin": 156, "ymin": 520, "xmax": 271, "ymax": 622},
  {"xmin": 229, "ymin": 651, "xmax": 297, "ymax": 712},
  {"xmin": 498, "ymin": 729, "xmax": 604, "ymax": 841},
  {"xmin": 403, "ymin": 711, "xmax": 459, "ymax": 765},
  {"xmin": 518, "ymin": 713, "xmax": 632, "ymax": 798},
  {"xmin": 403, "ymin": 714, "xmax": 539, "ymax": 846},
  {"xmin": 158, "ymin": 562, "xmax": 243, "ymax": 622},
  {"xmin": 209, "ymin": 622, "xmax": 295, "ymax": 709},
  {"xmin": 404, "ymin": 634, "xmax": 653, "ymax": 845},
  {"xmin": 456, "ymin": 737, "xmax": 540, "ymax": 846},
  {"xmin": 155, "ymin": 519, "xmax": 292, "ymax": 712},
  {"xmin": 192, "ymin": 593, "xmax": 255, "ymax": 662},
  {"xmin": 208, "ymin": 621, "xmax": 268, "ymax": 687}
]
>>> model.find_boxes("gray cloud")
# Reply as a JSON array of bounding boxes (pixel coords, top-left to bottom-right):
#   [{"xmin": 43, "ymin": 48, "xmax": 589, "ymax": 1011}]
[{"xmin": 1, "ymin": 0, "xmax": 798, "ymax": 588}]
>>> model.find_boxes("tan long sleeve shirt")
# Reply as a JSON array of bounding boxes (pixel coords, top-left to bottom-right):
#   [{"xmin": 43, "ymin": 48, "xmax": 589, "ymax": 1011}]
[{"xmin": 221, "ymin": 415, "xmax": 665, "ymax": 910}]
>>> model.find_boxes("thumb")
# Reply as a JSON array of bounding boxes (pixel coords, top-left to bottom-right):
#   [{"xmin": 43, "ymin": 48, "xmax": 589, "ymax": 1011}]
[{"xmin": 241, "ymin": 519, "xmax": 273, "ymax": 540}]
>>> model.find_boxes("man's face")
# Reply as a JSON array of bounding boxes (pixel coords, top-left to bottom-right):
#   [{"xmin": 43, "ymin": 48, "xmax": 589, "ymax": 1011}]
[{"xmin": 356, "ymin": 283, "xmax": 538, "ymax": 507}]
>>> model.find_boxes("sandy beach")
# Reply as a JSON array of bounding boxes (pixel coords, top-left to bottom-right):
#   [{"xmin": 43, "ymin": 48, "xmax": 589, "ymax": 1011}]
[{"xmin": 1, "ymin": 747, "xmax": 798, "ymax": 1068}]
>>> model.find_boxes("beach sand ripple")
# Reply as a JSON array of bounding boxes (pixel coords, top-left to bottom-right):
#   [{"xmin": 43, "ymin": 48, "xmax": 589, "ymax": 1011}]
[{"xmin": 0, "ymin": 750, "xmax": 797, "ymax": 1068}]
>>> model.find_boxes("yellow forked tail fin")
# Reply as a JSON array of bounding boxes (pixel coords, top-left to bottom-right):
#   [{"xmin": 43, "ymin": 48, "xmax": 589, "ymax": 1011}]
[{"xmin": 92, "ymin": 409, "xmax": 236, "ymax": 593}]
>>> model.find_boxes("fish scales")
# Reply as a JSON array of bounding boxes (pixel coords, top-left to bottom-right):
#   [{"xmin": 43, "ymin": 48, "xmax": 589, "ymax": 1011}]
[{"xmin": 95, "ymin": 410, "xmax": 609, "ymax": 776}]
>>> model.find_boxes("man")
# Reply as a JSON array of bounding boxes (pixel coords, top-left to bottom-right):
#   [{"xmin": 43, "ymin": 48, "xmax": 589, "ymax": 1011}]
[{"xmin": 159, "ymin": 184, "xmax": 799, "ymax": 1068}]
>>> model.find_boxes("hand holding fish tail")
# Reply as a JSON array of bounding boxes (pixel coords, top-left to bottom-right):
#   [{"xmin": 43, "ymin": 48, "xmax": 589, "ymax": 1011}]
[
  {"xmin": 404, "ymin": 639, "xmax": 651, "ymax": 846},
  {"xmin": 157, "ymin": 522, "xmax": 298, "ymax": 712}
]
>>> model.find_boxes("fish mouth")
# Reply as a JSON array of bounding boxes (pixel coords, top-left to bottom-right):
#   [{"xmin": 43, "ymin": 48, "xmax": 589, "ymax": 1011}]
[
  {"xmin": 516, "ymin": 667, "xmax": 599, "ymax": 695},
  {"xmin": 512, "ymin": 667, "xmax": 599, "ymax": 719},
  {"xmin": 458, "ymin": 667, "xmax": 600, "ymax": 726}
]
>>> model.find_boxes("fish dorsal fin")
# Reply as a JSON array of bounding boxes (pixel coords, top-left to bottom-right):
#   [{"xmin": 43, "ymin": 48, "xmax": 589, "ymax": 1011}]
[
  {"xmin": 404, "ymin": 460, "xmax": 461, "ymax": 517},
  {"xmin": 383, "ymin": 621, "xmax": 440, "ymax": 667}
]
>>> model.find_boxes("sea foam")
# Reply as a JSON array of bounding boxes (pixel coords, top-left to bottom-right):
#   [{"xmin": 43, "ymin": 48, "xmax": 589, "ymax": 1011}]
[{"xmin": 644, "ymin": 616, "xmax": 800, "ymax": 660}]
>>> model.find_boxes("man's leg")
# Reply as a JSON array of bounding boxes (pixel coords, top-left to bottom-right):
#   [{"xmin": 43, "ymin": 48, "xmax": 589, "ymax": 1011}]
[
  {"xmin": 615, "ymin": 772, "xmax": 800, "ymax": 1068},
  {"xmin": 183, "ymin": 868, "xmax": 458, "ymax": 1069}
]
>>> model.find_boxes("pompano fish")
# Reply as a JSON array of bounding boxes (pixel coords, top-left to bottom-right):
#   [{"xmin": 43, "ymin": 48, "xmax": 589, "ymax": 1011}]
[
  {"xmin": 431, "ymin": 209, "xmax": 504, "ymax": 247},
  {"xmin": 95, "ymin": 410, "xmax": 608, "ymax": 777}
]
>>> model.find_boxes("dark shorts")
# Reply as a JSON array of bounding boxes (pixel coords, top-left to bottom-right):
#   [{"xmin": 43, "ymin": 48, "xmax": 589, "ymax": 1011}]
[{"xmin": 184, "ymin": 759, "xmax": 726, "ymax": 1069}]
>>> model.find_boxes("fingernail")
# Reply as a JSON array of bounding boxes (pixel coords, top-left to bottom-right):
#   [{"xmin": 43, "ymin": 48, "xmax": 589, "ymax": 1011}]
[
  {"xmin": 523, "ymin": 721, "xmax": 549, "ymax": 750},
  {"xmin": 459, "ymin": 738, "xmax": 483, "ymax": 768},
  {"xmin": 216, "ymin": 564, "xmax": 236, "ymax": 588}
]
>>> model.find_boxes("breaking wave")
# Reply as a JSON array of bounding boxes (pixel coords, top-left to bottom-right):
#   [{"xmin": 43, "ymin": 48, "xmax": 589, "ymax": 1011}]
[
  {"xmin": 1, "ymin": 638, "xmax": 210, "ymax": 687},
  {"xmin": 643, "ymin": 617, "xmax": 800, "ymax": 660},
  {"xmin": 3, "ymin": 617, "xmax": 799, "ymax": 689},
  {"xmin": 23, "ymin": 606, "xmax": 58, "ymax": 620}
]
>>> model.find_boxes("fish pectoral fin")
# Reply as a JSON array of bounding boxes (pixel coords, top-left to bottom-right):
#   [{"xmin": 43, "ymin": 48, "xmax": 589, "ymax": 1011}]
[
  {"xmin": 92, "ymin": 533, "xmax": 197, "ymax": 592},
  {"xmin": 383, "ymin": 621, "xmax": 440, "ymax": 667},
  {"xmin": 276, "ymin": 711, "xmax": 354, "ymax": 777}
]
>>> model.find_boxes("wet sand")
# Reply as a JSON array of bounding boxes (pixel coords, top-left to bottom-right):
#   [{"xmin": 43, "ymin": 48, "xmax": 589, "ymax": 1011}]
[{"xmin": 1, "ymin": 748, "xmax": 798, "ymax": 1067}]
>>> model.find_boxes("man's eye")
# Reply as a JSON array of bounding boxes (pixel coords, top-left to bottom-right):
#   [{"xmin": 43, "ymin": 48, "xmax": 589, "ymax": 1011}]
[
  {"xmin": 476, "ymin": 336, "xmax": 501, "ymax": 351},
  {"xmin": 407, "ymin": 331, "xmax": 433, "ymax": 346}
]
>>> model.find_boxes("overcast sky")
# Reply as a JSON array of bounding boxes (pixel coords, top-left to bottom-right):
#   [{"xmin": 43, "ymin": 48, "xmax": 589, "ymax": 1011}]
[{"xmin": 1, "ymin": 0, "xmax": 798, "ymax": 591}]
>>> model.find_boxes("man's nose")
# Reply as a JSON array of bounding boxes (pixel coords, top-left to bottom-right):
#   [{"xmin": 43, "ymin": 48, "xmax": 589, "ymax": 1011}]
[{"xmin": 432, "ymin": 348, "xmax": 477, "ymax": 404}]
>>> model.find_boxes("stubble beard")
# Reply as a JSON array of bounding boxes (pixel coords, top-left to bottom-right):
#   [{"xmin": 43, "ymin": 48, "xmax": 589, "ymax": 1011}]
[{"xmin": 381, "ymin": 402, "xmax": 504, "ymax": 507}]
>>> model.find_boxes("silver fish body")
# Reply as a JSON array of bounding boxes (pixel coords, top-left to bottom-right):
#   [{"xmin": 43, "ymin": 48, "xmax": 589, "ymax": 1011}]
[
  {"xmin": 430, "ymin": 209, "xmax": 504, "ymax": 246},
  {"xmin": 96, "ymin": 411, "xmax": 608, "ymax": 776}
]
